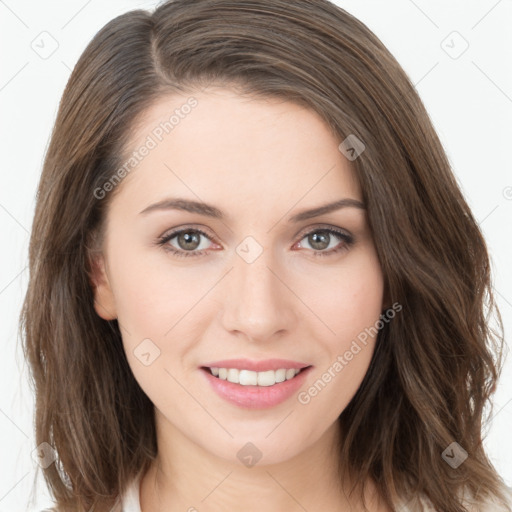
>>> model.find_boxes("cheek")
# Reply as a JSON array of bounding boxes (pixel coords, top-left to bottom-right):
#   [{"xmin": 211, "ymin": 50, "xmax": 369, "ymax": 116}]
[
  {"xmin": 307, "ymin": 253, "xmax": 383, "ymax": 410},
  {"xmin": 296, "ymin": 273, "xmax": 384, "ymax": 430},
  {"xmin": 107, "ymin": 244, "xmax": 217, "ymax": 382},
  {"xmin": 108, "ymin": 242, "xmax": 199, "ymax": 334},
  {"xmin": 302, "ymin": 248, "xmax": 384, "ymax": 345},
  {"xmin": 337, "ymin": 267, "xmax": 384, "ymax": 341}
]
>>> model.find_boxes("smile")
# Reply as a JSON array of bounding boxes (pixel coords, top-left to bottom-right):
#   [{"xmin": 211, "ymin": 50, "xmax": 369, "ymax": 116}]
[
  {"xmin": 200, "ymin": 359, "xmax": 313, "ymax": 409},
  {"xmin": 207, "ymin": 367, "xmax": 303, "ymax": 386}
]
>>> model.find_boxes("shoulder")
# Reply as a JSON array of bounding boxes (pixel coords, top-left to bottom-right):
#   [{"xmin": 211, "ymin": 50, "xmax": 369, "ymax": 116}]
[
  {"xmin": 398, "ymin": 484, "xmax": 512, "ymax": 512},
  {"xmin": 487, "ymin": 484, "xmax": 512, "ymax": 511},
  {"xmin": 460, "ymin": 483, "xmax": 512, "ymax": 512}
]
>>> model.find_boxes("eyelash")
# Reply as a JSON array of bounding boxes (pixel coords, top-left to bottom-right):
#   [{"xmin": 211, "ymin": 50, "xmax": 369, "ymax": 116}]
[{"xmin": 156, "ymin": 225, "xmax": 354, "ymax": 259}]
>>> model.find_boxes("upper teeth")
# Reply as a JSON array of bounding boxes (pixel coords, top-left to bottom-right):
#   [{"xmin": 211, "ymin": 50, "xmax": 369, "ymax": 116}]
[{"xmin": 210, "ymin": 367, "xmax": 301, "ymax": 386}]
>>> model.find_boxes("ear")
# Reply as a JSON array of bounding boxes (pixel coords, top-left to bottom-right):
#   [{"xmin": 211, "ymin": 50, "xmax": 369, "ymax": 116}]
[{"xmin": 88, "ymin": 252, "xmax": 117, "ymax": 321}]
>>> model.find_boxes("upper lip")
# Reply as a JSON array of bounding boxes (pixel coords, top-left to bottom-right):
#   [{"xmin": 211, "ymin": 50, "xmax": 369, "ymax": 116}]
[{"xmin": 201, "ymin": 358, "xmax": 311, "ymax": 372}]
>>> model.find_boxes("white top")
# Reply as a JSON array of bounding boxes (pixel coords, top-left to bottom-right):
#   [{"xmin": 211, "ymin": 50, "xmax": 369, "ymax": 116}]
[
  {"xmin": 118, "ymin": 474, "xmax": 512, "ymax": 512},
  {"xmin": 120, "ymin": 474, "xmax": 142, "ymax": 512}
]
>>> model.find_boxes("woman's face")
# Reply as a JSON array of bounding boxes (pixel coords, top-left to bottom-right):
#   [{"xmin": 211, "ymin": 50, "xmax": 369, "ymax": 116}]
[{"xmin": 92, "ymin": 87, "xmax": 384, "ymax": 466}]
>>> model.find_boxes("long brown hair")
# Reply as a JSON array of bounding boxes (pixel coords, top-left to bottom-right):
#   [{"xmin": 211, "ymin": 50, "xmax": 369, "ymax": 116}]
[{"xmin": 20, "ymin": 1, "xmax": 511, "ymax": 511}]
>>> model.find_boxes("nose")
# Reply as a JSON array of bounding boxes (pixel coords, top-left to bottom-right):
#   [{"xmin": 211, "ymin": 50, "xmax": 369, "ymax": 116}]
[{"xmin": 219, "ymin": 246, "xmax": 297, "ymax": 343}]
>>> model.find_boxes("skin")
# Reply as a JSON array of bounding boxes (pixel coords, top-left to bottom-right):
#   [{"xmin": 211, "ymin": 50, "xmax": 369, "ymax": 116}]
[{"xmin": 90, "ymin": 87, "xmax": 390, "ymax": 511}]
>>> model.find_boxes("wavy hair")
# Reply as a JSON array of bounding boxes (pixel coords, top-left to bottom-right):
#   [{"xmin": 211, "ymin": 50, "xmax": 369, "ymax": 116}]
[{"xmin": 20, "ymin": 1, "xmax": 510, "ymax": 510}]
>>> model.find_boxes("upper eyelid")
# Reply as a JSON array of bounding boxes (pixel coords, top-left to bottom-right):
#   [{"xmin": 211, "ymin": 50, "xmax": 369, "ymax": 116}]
[{"xmin": 295, "ymin": 223, "xmax": 351, "ymax": 239}]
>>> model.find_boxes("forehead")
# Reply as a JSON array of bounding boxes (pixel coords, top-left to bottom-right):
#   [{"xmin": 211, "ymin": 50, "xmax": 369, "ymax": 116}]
[{"xmin": 110, "ymin": 87, "xmax": 362, "ymax": 217}]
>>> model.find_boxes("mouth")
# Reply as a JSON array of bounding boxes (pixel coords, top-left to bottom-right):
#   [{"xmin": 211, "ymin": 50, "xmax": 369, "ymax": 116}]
[
  {"xmin": 200, "ymin": 361, "xmax": 313, "ymax": 409},
  {"xmin": 201, "ymin": 366, "xmax": 311, "ymax": 387}
]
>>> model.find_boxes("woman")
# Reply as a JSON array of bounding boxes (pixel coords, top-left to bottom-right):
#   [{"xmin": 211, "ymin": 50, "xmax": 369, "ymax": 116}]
[{"xmin": 20, "ymin": 0, "xmax": 512, "ymax": 511}]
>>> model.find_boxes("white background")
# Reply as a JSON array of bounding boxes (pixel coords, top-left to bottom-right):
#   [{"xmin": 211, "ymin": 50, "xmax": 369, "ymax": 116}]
[{"xmin": 0, "ymin": 0, "xmax": 511, "ymax": 510}]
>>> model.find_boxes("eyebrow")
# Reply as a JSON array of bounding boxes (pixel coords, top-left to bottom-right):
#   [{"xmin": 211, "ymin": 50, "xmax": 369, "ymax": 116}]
[{"xmin": 139, "ymin": 197, "xmax": 365, "ymax": 222}]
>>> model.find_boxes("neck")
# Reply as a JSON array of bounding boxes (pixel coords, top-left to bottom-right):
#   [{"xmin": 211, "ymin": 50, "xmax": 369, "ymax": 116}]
[{"xmin": 139, "ymin": 412, "xmax": 389, "ymax": 512}]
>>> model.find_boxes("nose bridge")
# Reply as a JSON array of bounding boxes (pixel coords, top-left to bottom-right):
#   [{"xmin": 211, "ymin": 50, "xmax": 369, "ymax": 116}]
[{"xmin": 220, "ymin": 239, "xmax": 295, "ymax": 340}]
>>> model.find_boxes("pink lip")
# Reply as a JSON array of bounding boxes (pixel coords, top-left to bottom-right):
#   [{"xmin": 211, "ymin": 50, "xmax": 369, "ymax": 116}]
[
  {"xmin": 201, "ymin": 358, "xmax": 310, "ymax": 372},
  {"xmin": 200, "ymin": 362, "xmax": 313, "ymax": 410}
]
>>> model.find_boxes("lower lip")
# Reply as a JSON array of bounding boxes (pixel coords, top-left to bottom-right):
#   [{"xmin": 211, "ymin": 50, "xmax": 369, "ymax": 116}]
[{"xmin": 201, "ymin": 367, "xmax": 312, "ymax": 409}]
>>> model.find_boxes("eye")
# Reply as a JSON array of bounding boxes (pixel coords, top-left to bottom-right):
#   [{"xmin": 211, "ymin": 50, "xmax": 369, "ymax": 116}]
[
  {"xmin": 293, "ymin": 227, "xmax": 354, "ymax": 257},
  {"xmin": 157, "ymin": 227, "xmax": 218, "ymax": 258},
  {"xmin": 156, "ymin": 225, "xmax": 354, "ymax": 258}
]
